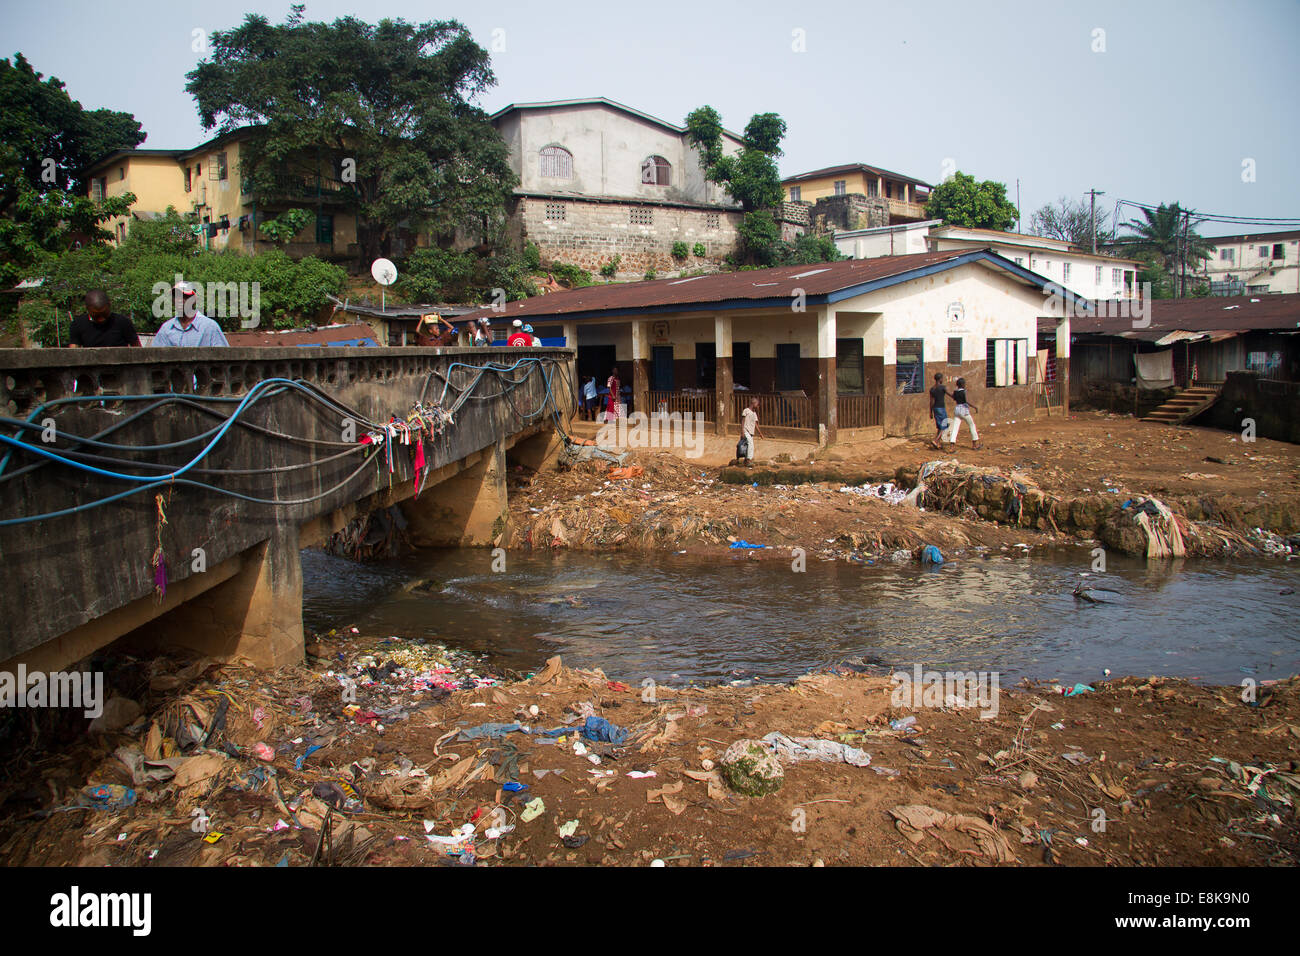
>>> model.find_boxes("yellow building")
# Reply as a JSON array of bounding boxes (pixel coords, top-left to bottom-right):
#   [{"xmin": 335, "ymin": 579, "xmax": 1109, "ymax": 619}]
[
  {"xmin": 86, "ymin": 127, "xmax": 360, "ymax": 261},
  {"xmin": 781, "ymin": 162, "xmax": 932, "ymax": 223}
]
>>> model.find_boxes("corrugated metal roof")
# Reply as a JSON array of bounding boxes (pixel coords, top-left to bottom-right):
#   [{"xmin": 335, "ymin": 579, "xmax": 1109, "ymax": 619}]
[
  {"xmin": 461, "ymin": 249, "xmax": 1067, "ymax": 322},
  {"xmin": 1072, "ymin": 293, "xmax": 1300, "ymax": 341}
]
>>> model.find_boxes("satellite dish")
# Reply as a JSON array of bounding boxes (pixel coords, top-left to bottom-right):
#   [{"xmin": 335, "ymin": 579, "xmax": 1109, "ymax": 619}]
[{"xmin": 371, "ymin": 258, "xmax": 397, "ymax": 286}]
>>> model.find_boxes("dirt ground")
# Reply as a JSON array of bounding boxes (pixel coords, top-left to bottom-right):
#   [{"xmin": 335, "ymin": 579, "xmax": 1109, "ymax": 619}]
[
  {"xmin": 512, "ymin": 412, "xmax": 1300, "ymax": 564},
  {"xmin": 1, "ymin": 646, "xmax": 1295, "ymax": 868}
]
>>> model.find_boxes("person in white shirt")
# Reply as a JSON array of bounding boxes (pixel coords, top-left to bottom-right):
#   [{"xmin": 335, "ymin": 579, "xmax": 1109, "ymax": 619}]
[
  {"xmin": 152, "ymin": 281, "xmax": 229, "ymax": 347},
  {"xmin": 740, "ymin": 397, "xmax": 762, "ymax": 467}
]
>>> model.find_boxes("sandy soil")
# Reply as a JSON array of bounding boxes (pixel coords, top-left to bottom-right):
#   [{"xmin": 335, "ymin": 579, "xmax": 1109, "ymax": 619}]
[{"xmin": 2, "ymin": 647, "xmax": 1295, "ymax": 868}]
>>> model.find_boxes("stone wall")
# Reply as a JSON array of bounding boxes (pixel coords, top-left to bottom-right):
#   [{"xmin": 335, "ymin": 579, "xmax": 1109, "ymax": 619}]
[
  {"xmin": 510, "ymin": 196, "xmax": 741, "ymax": 277},
  {"xmin": 1202, "ymin": 371, "xmax": 1300, "ymax": 443},
  {"xmin": 810, "ymin": 194, "xmax": 890, "ymax": 234}
]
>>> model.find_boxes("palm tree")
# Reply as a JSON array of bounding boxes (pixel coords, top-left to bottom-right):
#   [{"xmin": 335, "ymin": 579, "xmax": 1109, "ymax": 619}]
[{"xmin": 1114, "ymin": 203, "xmax": 1215, "ymax": 296}]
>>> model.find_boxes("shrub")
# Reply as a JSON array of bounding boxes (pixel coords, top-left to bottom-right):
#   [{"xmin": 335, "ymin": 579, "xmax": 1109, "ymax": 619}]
[
  {"xmin": 671, "ymin": 241, "xmax": 689, "ymax": 260},
  {"xmin": 547, "ymin": 262, "xmax": 594, "ymax": 288},
  {"xmin": 692, "ymin": 242, "xmax": 707, "ymax": 257},
  {"xmin": 523, "ymin": 241, "xmax": 542, "ymax": 271},
  {"xmin": 643, "ymin": 268, "xmax": 657, "ymax": 281},
  {"xmin": 599, "ymin": 254, "xmax": 621, "ymax": 278}
]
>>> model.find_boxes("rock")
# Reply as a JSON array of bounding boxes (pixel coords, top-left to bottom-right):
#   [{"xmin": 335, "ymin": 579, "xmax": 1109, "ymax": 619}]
[{"xmin": 719, "ymin": 739, "xmax": 784, "ymax": 796}]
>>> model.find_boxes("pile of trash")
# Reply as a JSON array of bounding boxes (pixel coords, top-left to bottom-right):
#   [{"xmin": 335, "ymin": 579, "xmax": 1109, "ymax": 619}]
[{"xmin": 838, "ymin": 481, "xmax": 910, "ymax": 506}]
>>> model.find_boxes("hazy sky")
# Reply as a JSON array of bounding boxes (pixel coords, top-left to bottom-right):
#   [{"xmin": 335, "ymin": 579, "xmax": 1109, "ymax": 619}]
[{"xmin": 8, "ymin": 0, "xmax": 1298, "ymax": 237}]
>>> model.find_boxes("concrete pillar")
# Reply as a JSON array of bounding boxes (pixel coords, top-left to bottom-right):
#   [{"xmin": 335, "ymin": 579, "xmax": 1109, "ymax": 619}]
[
  {"xmin": 817, "ymin": 308, "xmax": 838, "ymax": 444},
  {"xmin": 1055, "ymin": 314, "xmax": 1071, "ymax": 415},
  {"xmin": 631, "ymin": 319, "xmax": 650, "ymax": 419},
  {"xmin": 714, "ymin": 314, "xmax": 733, "ymax": 436},
  {"xmin": 400, "ymin": 440, "xmax": 508, "ymax": 547},
  {"xmin": 156, "ymin": 526, "xmax": 305, "ymax": 669},
  {"xmin": 562, "ymin": 321, "xmax": 578, "ymax": 349}
]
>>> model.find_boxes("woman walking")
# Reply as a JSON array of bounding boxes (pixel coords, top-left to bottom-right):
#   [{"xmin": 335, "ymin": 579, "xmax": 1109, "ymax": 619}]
[
  {"xmin": 605, "ymin": 367, "xmax": 622, "ymax": 423},
  {"xmin": 947, "ymin": 377, "xmax": 981, "ymax": 450}
]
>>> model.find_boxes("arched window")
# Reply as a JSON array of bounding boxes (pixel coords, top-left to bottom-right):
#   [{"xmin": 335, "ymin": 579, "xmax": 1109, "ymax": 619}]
[
  {"xmin": 539, "ymin": 145, "xmax": 573, "ymax": 180},
  {"xmin": 641, "ymin": 155, "xmax": 671, "ymax": 187}
]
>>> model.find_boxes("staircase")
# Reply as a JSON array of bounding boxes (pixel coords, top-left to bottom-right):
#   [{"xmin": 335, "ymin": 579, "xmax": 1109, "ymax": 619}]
[{"xmin": 1143, "ymin": 385, "xmax": 1221, "ymax": 425}]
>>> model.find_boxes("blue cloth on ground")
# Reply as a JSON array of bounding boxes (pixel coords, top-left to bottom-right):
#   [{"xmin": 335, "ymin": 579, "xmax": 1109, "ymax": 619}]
[
  {"xmin": 581, "ymin": 715, "xmax": 629, "ymax": 745},
  {"xmin": 729, "ymin": 540, "xmax": 766, "ymax": 549}
]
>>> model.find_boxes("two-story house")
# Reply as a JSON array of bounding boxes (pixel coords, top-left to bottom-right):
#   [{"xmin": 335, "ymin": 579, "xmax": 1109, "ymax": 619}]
[
  {"xmin": 1194, "ymin": 229, "xmax": 1300, "ymax": 295},
  {"xmin": 781, "ymin": 163, "xmax": 932, "ymax": 224},
  {"xmin": 489, "ymin": 98, "xmax": 745, "ymax": 276}
]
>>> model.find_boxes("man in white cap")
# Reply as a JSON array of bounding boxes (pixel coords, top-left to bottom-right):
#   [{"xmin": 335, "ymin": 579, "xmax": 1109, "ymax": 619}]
[
  {"xmin": 507, "ymin": 318, "xmax": 531, "ymax": 347},
  {"xmin": 153, "ymin": 281, "xmax": 229, "ymax": 347}
]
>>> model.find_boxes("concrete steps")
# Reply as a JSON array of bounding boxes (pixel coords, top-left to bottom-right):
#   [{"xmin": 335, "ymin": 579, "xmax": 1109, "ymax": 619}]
[{"xmin": 1143, "ymin": 385, "xmax": 1221, "ymax": 425}]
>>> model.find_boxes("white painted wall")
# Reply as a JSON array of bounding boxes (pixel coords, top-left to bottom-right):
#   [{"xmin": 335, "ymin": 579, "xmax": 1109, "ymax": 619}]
[{"xmin": 501, "ymin": 103, "xmax": 742, "ymax": 207}]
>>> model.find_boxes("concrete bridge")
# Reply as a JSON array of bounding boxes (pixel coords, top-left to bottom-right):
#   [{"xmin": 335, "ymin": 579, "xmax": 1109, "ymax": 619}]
[{"xmin": 0, "ymin": 346, "xmax": 575, "ymax": 672}]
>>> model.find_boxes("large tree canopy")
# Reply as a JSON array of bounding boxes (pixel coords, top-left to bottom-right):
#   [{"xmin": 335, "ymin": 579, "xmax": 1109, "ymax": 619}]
[
  {"xmin": 924, "ymin": 172, "xmax": 1019, "ymax": 232},
  {"xmin": 0, "ymin": 52, "xmax": 145, "ymax": 213},
  {"xmin": 185, "ymin": 8, "xmax": 516, "ymax": 266}
]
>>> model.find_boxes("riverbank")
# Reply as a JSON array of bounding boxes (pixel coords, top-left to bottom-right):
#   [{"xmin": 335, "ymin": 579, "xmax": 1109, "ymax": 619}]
[
  {"xmin": 2, "ymin": 643, "xmax": 1295, "ymax": 867},
  {"xmin": 516, "ymin": 414, "xmax": 1300, "ymax": 561}
]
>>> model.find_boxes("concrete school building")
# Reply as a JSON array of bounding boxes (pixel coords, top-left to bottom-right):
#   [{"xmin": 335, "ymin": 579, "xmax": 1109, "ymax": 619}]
[{"xmin": 461, "ymin": 249, "xmax": 1080, "ymax": 443}]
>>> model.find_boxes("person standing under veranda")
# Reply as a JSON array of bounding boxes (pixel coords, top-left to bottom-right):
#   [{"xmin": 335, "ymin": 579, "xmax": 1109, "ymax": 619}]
[
  {"xmin": 582, "ymin": 375, "xmax": 598, "ymax": 421},
  {"xmin": 605, "ymin": 367, "xmax": 621, "ymax": 423},
  {"xmin": 740, "ymin": 397, "xmax": 763, "ymax": 467},
  {"xmin": 946, "ymin": 376, "xmax": 981, "ymax": 450},
  {"xmin": 929, "ymin": 373, "xmax": 951, "ymax": 451}
]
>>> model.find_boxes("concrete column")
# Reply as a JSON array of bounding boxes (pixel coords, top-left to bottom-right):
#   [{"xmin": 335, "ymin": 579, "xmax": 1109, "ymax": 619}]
[
  {"xmin": 562, "ymin": 321, "xmax": 578, "ymax": 349},
  {"xmin": 1055, "ymin": 315, "xmax": 1071, "ymax": 415},
  {"xmin": 714, "ymin": 314, "xmax": 733, "ymax": 436},
  {"xmin": 158, "ymin": 526, "xmax": 305, "ymax": 669},
  {"xmin": 631, "ymin": 319, "xmax": 650, "ymax": 418},
  {"xmin": 817, "ymin": 308, "xmax": 838, "ymax": 445},
  {"xmin": 400, "ymin": 439, "xmax": 508, "ymax": 547}
]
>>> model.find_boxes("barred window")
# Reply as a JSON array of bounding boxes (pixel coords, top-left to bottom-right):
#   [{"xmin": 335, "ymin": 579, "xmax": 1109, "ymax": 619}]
[
  {"xmin": 539, "ymin": 145, "xmax": 573, "ymax": 180},
  {"xmin": 640, "ymin": 155, "xmax": 671, "ymax": 187},
  {"xmin": 896, "ymin": 339, "xmax": 924, "ymax": 394},
  {"xmin": 545, "ymin": 202, "xmax": 566, "ymax": 221},
  {"xmin": 630, "ymin": 207, "xmax": 654, "ymax": 225}
]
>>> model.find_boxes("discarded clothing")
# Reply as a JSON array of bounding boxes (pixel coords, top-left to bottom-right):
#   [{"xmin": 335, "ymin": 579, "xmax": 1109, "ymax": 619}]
[
  {"xmin": 457, "ymin": 721, "xmax": 524, "ymax": 740},
  {"xmin": 581, "ymin": 715, "xmax": 629, "ymax": 745},
  {"xmin": 729, "ymin": 540, "xmax": 767, "ymax": 550}
]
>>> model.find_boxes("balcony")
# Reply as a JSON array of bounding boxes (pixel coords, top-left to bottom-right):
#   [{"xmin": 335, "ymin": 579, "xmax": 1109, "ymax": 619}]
[
  {"xmin": 887, "ymin": 197, "xmax": 928, "ymax": 222},
  {"xmin": 258, "ymin": 174, "xmax": 354, "ymax": 205}
]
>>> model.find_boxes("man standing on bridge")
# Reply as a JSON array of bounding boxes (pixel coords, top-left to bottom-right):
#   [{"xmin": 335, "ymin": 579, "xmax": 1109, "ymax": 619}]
[
  {"xmin": 152, "ymin": 281, "xmax": 229, "ymax": 347},
  {"xmin": 68, "ymin": 290, "xmax": 140, "ymax": 348}
]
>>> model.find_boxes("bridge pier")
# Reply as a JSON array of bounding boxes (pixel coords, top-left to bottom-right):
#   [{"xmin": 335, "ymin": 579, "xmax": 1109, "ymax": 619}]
[
  {"xmin": 138, "ymin": 526, "xmax": 305, "ymax": 669},
  {"xmin": 401, "ymin": 438, "xmax": 509, "ymax": 547}
]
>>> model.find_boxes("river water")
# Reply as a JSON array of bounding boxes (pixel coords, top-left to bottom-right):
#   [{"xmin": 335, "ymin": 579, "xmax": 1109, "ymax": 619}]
[{"xmin": 301, "ymin": 547, "xmax": 1299, "ymax": 686}]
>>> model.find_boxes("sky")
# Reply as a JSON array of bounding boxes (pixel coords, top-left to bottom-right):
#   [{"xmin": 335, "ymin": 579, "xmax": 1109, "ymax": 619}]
[{"xmin": 7, "ymin": 0, "xmax": 1299, "ymax": 237}]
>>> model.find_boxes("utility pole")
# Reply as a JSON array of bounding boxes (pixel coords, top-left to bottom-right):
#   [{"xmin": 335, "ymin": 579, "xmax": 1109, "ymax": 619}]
[{"xmin": 1087, "ymin": 188, "xmax": 1105, "ymax": 254}]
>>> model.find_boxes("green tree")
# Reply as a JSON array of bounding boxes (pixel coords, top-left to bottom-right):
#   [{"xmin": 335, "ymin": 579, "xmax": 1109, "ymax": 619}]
[
  {"xmin": 185, "ymin": 7, "xmax": 516, "ymax": 268},
  {"xmin": 0, "ymin": 53, "xmax": 145, "ymax": 211},
  {"xmin": 924, "ymin": 172, "xmax": 1018, "ymax": 231},
  {"xmin": 1114, "ymin": 203, "xmax": 1213, "ymax": 297},
  {"xmin": 685, "ymin": 106, "xmax": 786, "ymax": 212},
  {"xmin": 257, "ymin": 208, "xmax": 314, "ymax": 245},
  {"xmin": 0, "ymin": 182, "xmax": 135, "ymax": 293}
]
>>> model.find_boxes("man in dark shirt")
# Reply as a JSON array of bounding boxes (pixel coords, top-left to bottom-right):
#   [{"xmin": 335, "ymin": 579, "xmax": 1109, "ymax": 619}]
[
  {"xmin": 69, "ymin": 290, "xmax": 141, "ymax": 348},
  {"xmin": 929, "ymin": 373, "xmax": 952, "ymax": 450}
]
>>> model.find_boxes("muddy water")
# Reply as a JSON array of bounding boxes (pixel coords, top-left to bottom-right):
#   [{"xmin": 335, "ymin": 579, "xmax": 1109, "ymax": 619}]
[{"xmin": 301, "ymin": 548, "xmax": 1300, "ymax": 686}]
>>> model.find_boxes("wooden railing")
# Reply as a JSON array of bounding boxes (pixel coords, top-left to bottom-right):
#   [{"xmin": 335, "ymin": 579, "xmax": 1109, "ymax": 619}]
[
  {"xmin": 733, "ymin": 392, "xmax": 815, "ymax": 430},
  {"xmin": 648, "ymin": 390, "xmax": 716, "ymax": 422},
  {"xmin": 837, "ymin": 393, "xmax": 881, "ymax": 428}
]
